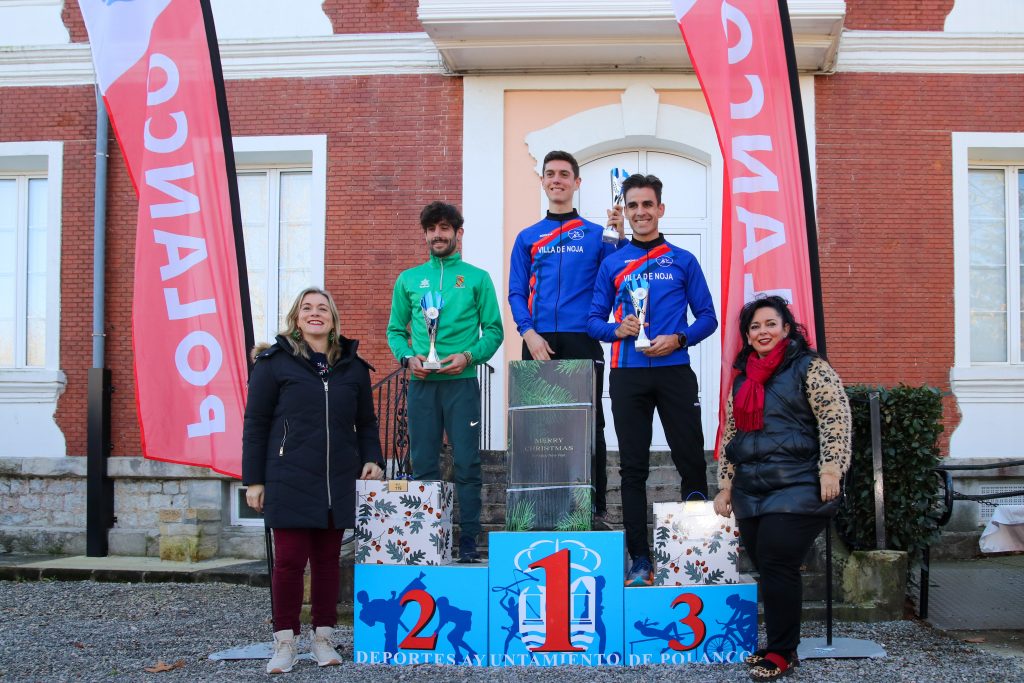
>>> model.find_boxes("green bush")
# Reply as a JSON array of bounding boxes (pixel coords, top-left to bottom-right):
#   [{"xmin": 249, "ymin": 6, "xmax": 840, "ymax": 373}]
[{"xmin": 835, "ymin": 385, "xmax": 945, "ymax": 556}]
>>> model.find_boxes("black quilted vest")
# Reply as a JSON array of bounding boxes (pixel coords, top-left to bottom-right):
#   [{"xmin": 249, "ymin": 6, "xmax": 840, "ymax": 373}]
[{"xmin": 726, "ymin": 346, "xmax": 839, "ymax": 520}]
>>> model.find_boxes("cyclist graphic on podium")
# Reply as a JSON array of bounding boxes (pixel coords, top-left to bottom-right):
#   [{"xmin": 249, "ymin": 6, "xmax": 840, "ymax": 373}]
[{"xmin": 703, "ymin": 592, "xmax": 758, "ymax": 658}]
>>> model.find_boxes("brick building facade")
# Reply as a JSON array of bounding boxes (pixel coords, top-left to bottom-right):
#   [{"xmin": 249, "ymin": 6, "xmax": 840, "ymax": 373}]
[{"xmin": 1, "ymin": 0, "xmax": 1021, "ymax": 556}]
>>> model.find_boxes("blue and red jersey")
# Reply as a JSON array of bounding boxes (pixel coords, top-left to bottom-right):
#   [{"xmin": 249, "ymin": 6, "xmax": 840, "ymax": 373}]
[
  {"xmin": 587, "ymin": 234, "xmax": 718, "ymax": 369},
  {"xmin": 508, "ymin": 210, "xmax": 621, "ymax": 335}
]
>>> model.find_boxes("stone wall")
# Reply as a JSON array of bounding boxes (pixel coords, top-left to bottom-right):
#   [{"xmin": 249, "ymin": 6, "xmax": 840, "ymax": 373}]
[
  {"xmin": 4, "ymin": 451, "xmax": 1014, "ymax": 567},
  {"xmin": 0, "ymin": 458, "xmax": 87, "ymax": 554},
  {"xmin": 0, "ymin": 457, "xmax": 266, "ymax": 559}
]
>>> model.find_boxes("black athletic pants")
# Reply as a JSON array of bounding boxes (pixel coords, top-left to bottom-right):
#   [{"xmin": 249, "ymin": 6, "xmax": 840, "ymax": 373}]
[
  {"xmin": 609, "ymin": 363, "xmax": 706, "ymax": 559},
  {"xmin": 737, "ymin": 513, "xmax": 828, "ymax": 654},
  {"xmin": 522, "ymin": 332, "xmax": 608, "ymax": 515}
]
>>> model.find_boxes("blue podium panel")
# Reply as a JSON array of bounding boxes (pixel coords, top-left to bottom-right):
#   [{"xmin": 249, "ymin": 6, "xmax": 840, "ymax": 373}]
[
  {"xmin": 623, "ymin": 582, "xmax": 758, "ymax": 665},
  {"xmin": 487, "ymin": 531, "xmax": 625, "ymax": 667},
  {"xmin": 354, "ymin": 564, "xmax": 488, "ymax": 666}
]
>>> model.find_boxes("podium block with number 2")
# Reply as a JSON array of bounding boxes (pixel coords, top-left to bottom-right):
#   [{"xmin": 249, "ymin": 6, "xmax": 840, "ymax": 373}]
[
  {"xmin": 487, "ymin": 531, "xmax": 625, "ymax": 666},
  {"xmin": 353, "ymin": 564, "xmax": 489, "ymax": 666}
]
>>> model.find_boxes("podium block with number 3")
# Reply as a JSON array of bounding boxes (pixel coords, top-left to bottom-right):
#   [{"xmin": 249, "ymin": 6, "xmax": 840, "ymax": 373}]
[
  {"xmin": 623, "ymin": 582, "xmax": 758, "ymax": 665},
  {"xmin": 487, "ymin": 531, "xmax": 625, "ymax": 666}
]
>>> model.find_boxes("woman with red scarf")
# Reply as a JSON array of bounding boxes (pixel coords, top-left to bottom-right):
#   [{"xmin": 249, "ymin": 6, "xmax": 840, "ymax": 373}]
[{"xmin": 713, "ymin": 296, "xmax": 851, "ymax": 681}]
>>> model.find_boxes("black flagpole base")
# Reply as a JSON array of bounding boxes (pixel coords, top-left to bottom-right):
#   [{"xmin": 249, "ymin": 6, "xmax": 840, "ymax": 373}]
[
  {"xmin": 799, "ymin": 637, "xmax": 886, "ymax": 659},
  {"xmin": 799, "ymin": 523, "xmax": 886, "ymax": 659}
]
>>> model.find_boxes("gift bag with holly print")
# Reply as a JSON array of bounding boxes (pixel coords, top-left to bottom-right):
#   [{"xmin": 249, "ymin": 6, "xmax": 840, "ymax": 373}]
[
  {"xmin": 652, "ymin": 500, "xmax": 741, "ymax": 586},
  {"xmin": 354, "ymin": 479, "xmax": 454, "ymax": 565}
]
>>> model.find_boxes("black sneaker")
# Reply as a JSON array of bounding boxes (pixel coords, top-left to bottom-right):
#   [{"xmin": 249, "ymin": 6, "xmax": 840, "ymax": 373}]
[
  {"xmin": 458, "ymin": 536, "xmax": 480, "ymax": 563},
  {"xmin": 592, "ymin": 513, "xmax": 612, "ymax": 531}
]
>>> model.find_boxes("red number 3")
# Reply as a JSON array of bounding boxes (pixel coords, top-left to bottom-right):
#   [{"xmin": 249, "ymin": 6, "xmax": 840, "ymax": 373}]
[{"xmin": 668, "ymin": 593, "xmax": 706, "ymax": 651}]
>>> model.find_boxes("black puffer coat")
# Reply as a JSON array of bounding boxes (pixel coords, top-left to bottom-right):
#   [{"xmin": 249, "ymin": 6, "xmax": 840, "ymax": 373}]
[
  {"xmin": 725, "ymin": 345, "xmax": 839, "ymax": 520},
  {"xmin": 242, "ymin": 335, "xmax": 383, "ymax": 529}
]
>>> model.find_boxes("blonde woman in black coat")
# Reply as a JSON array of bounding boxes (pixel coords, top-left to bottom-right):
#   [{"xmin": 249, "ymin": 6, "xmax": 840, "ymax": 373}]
[{"xmin": 242, "ymin": 287, "xmax": 384, "ymax": 674}]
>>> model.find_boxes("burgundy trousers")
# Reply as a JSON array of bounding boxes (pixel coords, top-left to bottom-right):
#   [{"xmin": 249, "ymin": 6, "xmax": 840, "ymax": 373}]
[{"xmin": 271, "ymin": 517, "xmax": 343, "ymax": 633}]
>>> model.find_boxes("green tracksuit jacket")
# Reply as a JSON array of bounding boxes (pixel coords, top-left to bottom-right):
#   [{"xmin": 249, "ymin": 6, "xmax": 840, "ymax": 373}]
[{"xmin": 386, "ymin": 252, "xmax": 503, "ymax": 381}]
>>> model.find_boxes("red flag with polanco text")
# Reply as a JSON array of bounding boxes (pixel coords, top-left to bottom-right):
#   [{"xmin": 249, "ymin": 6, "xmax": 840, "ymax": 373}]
[
  {"xmin": 78, "ymin": 0, "xmax": 251, "ymax": 477},
  {"xmin": 670, "ymin": 0, "xmax": 822, "ymax": 450}
]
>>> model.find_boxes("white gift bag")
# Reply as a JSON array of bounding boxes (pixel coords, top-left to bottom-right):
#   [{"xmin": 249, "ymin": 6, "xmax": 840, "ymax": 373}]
[
  {"xmin": 653, "ymin": 500, "xmax": 741, "ymax": 586},
  {"xmin": 354, "ymin": 479, "xmax": 454, "ymax": 565},
  {"xmin": 979, "ymin": 505, "xmax": 1024, "ymax": 554}
]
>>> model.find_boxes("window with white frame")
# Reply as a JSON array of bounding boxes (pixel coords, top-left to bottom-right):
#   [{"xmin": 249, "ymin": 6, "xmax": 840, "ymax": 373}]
[
  {"xmin": 0, "ymin": 175, "xmax": 48, "ymax": 367},
  {"xmin": 0, "ymin": 142, "xmax": 61, "ymax": 373},
  {"xmin": 233, "ymin": 136, "xmax": 327, "ymax": 344},
  {"xmin": 0, "ymin": 141, "xmax": 65, "ymax": 458},
  {"xmin": 239, "ymin": 169, "xmax": 315, "ymax": 340},
  {"xmin": 949, "ymin": 133, "xmax": 1024, "ymax": 458},
  {"xmin": 968, "ymin": 166, "xmax": 1023, "ymax": 365},
  {"xmin": 229, "ymin": 482, "xmax": 264, "ymax": 526}
]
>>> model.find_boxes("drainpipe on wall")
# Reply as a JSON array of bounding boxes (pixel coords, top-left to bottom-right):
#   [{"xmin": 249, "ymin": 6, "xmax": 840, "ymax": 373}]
[{"xmin": 87, "ymin": 88, "xmax": 114, "ymax": 557}]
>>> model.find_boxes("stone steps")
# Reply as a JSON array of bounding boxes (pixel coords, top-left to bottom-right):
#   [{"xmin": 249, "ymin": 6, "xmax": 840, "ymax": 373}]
[
  {"xmin": 444, "ymin": 449, "xmax": 831, "ymax": 602},
  {"xmin": 474, "ymin": 449, "xmax": 716, "ymax": 520}
]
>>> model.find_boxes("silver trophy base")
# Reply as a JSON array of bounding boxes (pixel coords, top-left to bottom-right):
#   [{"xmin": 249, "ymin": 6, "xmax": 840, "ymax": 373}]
[
  {"xmin": 422, "ymin": 361, "xmax": 442, "ymax": 370},
  {"xmin": 634, "ymin": 338, "xmax": 652, "ymax": 350},
  {"xmin": 602, "ymin": 228, "xmax": 620, "ymax": 244}
]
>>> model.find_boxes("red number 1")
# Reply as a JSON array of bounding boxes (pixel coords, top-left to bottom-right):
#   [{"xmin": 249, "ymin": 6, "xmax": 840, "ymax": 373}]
[
  {"xmin": 528, "ymin": 548, "xmax": 584, "ymax": 652},
  {"xmin": 668, "ymin": 593, "xmax": 706, "ymax": 651},
  {"xmin": 398, "ymin": 589, "xmax": 439, "ymax": 650}
]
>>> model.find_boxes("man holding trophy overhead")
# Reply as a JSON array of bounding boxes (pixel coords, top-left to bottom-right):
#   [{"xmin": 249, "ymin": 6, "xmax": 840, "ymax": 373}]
[
  {"xmin": 587, "ymin": 174, "xmax": 718, "ymax": 587},
  {"xmin": 507, "ymin": 151, "xmax": 625, "ymax": 529},
  {"xmin": 387, "ymin": 201, "xmax": 504, "ymax": 562}
]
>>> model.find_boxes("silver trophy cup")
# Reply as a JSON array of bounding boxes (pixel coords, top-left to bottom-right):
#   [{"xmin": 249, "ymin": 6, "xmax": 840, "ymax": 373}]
[
  {"xmin": 630, "ymin": 286, "xmax": 651, "ymax": 350},
  {"xmin": 605, "ymin": 168, "xmax": 629, "ymax": 244},
  {"xmin": 422, "ymin": 306, "xmax": 442, "ymax": 370}
]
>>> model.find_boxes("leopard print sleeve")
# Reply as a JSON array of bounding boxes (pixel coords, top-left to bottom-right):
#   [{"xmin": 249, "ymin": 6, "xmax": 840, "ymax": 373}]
[
  {"xmin": 805, "ymin": 357, "xmax": 852, "ymax": 478},
  {"xmin": 717, "ymin": 390, "xmax": 737, "ymax": 489}
]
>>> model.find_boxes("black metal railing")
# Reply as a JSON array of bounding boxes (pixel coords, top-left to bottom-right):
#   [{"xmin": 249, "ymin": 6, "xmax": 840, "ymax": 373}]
[
  {"xmin": 371, "ymin": 365, "xmax": 411, "ymax": 478},
  {"xmin": 371, "ymin": 362, "xmax": 495, "ymax": 478},
  {"xmin": 918, "ymin": 457, "xmax": 1024, "ymax": 618}
]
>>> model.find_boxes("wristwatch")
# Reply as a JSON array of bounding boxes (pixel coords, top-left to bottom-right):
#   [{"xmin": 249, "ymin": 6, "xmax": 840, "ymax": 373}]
[
  {"xmin": 462, "ymin": 350, "xmax": 474, "ymax": 365},
  {"xmin": 676, "ymin": 333, "xmax": 688, "ymax": 349}
]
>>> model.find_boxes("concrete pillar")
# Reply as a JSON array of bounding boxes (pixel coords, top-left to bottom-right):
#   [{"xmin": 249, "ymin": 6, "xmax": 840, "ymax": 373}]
[{"xmin": 158, "ymin": 508, "xmax": 221, "ymax": 562}]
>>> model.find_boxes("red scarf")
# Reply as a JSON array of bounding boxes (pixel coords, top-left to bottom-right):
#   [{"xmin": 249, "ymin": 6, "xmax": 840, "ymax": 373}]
[{"xmin": 734, "ymin": 339, "xmax": 790, "ymax": 432}]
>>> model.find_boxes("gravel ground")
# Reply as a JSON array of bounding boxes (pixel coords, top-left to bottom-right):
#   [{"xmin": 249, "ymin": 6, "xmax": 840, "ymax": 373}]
[{"xmin": 0, "ymin": 580, "xmax": 1021, "ymax": 682}]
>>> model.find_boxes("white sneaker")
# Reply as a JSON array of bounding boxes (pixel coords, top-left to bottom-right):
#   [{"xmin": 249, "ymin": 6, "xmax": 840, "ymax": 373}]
[
  {"xmin": 266, "ymin": 629, "xmax": 297, "ymax": 674},
  {"xmin": 311, "ymin": 626, "xmax": 342, "ymax": 667}
]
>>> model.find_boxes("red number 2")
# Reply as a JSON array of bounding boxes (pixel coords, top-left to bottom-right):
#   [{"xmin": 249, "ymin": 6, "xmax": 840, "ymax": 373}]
[
  {"xmin": 528, "ymin": 548, "xmax": 585, "ymax": 652},
  {"xmin": 668, "ymin": 593, "xmax": 706, "ymax": 651},
  {"xmin": 398, "ymin": 589, "xmax": 439, "ymax": 650}
]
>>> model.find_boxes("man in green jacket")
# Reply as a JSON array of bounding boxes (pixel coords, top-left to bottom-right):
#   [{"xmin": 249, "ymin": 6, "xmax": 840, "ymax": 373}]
[{"xmin": 387, "ymin": 201, "xmax": 503, "ymax": 562}]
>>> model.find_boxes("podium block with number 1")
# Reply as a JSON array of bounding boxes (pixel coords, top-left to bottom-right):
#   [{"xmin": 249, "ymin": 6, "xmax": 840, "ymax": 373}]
[{"xmin": 487, "ymin": 531, "xmax": 625, "ymax": 667}]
